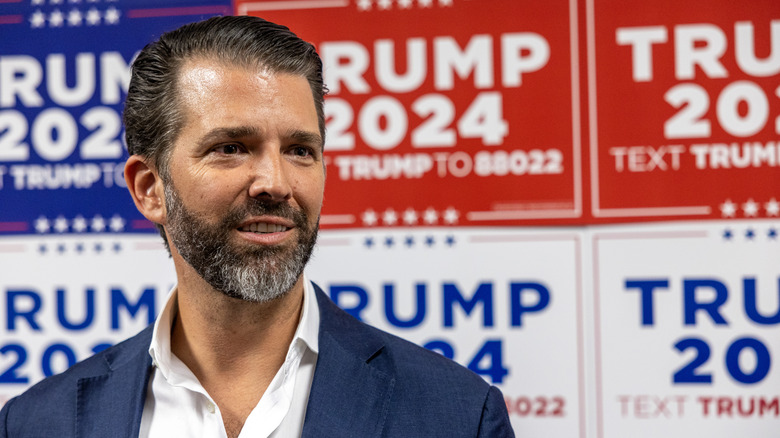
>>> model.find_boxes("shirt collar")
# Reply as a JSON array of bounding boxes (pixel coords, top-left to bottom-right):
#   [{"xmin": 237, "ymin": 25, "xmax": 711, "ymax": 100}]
[
  {"xmin": 295, "ymin": 274, "xmax": 320, "ymax": 354},
  {"xmin": 149, "ymin": 273, "xmax": 320, "ymax": 384}
]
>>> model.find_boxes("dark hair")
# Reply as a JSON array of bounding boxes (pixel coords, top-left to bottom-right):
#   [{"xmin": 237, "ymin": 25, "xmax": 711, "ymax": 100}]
[
  {"xmin": 125, "ymin": 15, "xmax": 326, "ymax": 174},
  {"xmin": 123, "ymin": 15, "xmax": 327, "ymax": 248}
]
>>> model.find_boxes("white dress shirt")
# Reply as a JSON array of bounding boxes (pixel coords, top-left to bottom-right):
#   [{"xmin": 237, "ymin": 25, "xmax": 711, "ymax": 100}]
[{"xmin": 138, "ymin": 276, "xmax": 320, "ymax": 438}]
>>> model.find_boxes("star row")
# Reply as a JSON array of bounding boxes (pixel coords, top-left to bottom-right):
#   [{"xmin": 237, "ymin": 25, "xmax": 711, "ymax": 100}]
[
  {"xmin": 361, "ymin": 207, "xmax": 459, "ymax": 226},
  {"xmin": 34, "ymin": 214, "xmax": 126, "ymax": 234},
  {"xmin": 356, "ymin": 0, "xmax": 452, "ymax": 11},
  {"xmin": 29, "ymin": 7, "xmax": 120, "ymax": 28},
  {"xmin": 37, "ymin": 241, "xmax": 123, "ymax": 255},
  {"xmin": 31, "ymin": 0, "xmax": 117, "ymax": 5},
  {"xmin": 364, "ymin": 234, "xmax": 456, "ymax": 248},
  {"xmin": 719, "ymin": 198, "xmax": 779, "ymax": 218},
  {"xmin": 723, "ymin": 227, "xmax": 779, "ymax": 241}
]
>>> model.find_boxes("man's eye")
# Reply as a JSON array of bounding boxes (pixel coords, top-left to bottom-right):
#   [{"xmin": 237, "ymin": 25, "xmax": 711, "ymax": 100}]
[
  {"xmin": 215, "ymin": 144, "xmax": 240, "ymax": 154},
  {"xmin": 292, "ymin": 146, "xmax": 312, "ymax": 157}
]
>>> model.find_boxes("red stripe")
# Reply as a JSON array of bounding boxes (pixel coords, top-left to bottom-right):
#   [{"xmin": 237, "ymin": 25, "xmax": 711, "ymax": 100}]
[
  {"xmin": 0, "ymin": 222, "xmax": 28, "ymax": 232},
  {"xmin": 0, "ymin": 15, "xmax": 22, "ymax": 24},
  {"xmin": 132, "ymin": 219, "xmax": 157, "ymax": 230},
  {"xmin": 127, "ymin": 5, "xmax": 231, "ymax": 18}
]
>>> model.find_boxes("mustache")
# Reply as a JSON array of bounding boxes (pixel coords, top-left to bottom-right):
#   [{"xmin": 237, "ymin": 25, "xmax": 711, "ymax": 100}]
[{"xmin": 224, "ymin": 198, "xmax": 308, "ymax": 229}]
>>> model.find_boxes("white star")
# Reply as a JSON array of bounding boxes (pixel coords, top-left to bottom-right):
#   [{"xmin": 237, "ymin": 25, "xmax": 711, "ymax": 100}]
[
  {"xmin": 398, "ymin": 0, "xmax": 413, "ymax": 7},
  {"xmin": 49, "ymin": 9, "xmax": 64, "ymax": 27},
  {"xmin": 67, "ymin": 8, "xmax": 82, "ymax": 26},
  {"xmin": 720, "ymin": 200, "xmax": 736, "ymax": 218},
  {"xmin": 765, "ymin": 198, "xmax": 780, "ymax": 216},
  {"xmin": 91, "ymin": 215, "xmax": 106, "ymax": 232},
  {"xmin": 34, "ymin": 216, "xmax": 50, "ymax": 234},
  {"xmin": 53, "ymin": 216, "xmax": 69, "ymax": 233},
  {"xmin": 362, "ymin": 209, "xmax": 378, "ymax": 226},
  {"xmin": 85, "ymin": 7, "xmax": 100, "ymax": 25},
  {"xmin": 438, "ymin": 0, "xmax": 453, "ymax": 5},
  {"xmin": 50, "ymin": 0, "xmax": 63, "ymax": 4},
  {"xmin": 104, "ymin": 6, "xmax": 120, "ymax": 24},
  {"xmin": 743, "ymin": 199, "xmax": 759, "ymax": 217},
  {"xmin": 31, "ymin": 0, "xmax": 45, "ymax": 5},
  {"xmin": 72, "ymin": 215, "xmax": 88, "ymax": 233},
  {"xmin": 402, "ymin": 208, "xmax": 418, "ymax": 225},
  {"xmin": 30, "ymin": 10, "xmax": 46, "ymax": 28},
  {"xmin": 377, "ymin": 0, "xmax": 392, "ymax": 9},
  {"xmin": 357, "ymin": 0, "xmax": 372, "ymax": 10},
  {"xmin": 383, "ymin": 209, "xmax": 398, "ymax": 226},
  {"xmin": 68, "ymin": 0, "xmax": 81, "ymax": 3},
  {"xmin": 423, "ymin": 208, "xmax": 438, "ymax": 225},
  {"xmin": 109, "ymin": 214, "xmax": 125, "ymax": 232},
  {"xmin": 86, "ymin": 0, "xmax": 99, "ymax": 2},
  {"xmin": 418, "ymin": 0, "xmax": 433, "ymax": 7},
  {"xmin": 443, "ymin": 207, "xmax": 459, "ymax": 225}
]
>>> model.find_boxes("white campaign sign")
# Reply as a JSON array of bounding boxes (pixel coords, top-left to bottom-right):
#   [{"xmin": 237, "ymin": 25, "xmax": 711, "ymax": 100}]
[
  {"xmin": 592, "ymin": 221, "xmax": 780, "ymax": 437},
  {"xmin": 307, "ymin": 227, "xmax": 583, "ymax": 436},
  {"xmin": 1, "ymin": 221, "xmax": 778, "ymax": 437}
]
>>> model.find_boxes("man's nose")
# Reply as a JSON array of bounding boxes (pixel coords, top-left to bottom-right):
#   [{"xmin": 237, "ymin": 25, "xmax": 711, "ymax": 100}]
[{"xmin": 247, "ymin": 152, "xmax": 292, "ymax": 202}]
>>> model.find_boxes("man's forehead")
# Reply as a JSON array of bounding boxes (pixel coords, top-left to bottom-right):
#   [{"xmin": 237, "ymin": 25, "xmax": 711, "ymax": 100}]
[
  {"xmin": 173, "ymin": 57, "xmax": 315, "ymax": 110},
  {"xmin": 170, "ymin": 58, "xmax": 320, "ymax": 143},
  {"xmin": 176, "ymin": 56, "xmax": 277, "ymax": 86}
]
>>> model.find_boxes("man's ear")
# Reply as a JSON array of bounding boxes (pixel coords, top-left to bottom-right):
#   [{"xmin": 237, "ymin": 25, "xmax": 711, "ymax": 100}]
[{"xmin": 124, "ymin": 155, "xmax": 166, "ymax": 226}]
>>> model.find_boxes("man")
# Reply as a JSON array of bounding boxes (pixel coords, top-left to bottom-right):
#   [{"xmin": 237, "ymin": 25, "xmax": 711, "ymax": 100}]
[{"xmin": 0, "ymin": 16, "xmax": 513, "ymax": 438}]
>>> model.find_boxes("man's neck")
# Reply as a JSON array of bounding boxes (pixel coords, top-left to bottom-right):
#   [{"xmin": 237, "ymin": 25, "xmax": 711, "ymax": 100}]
[
  {"xmin": 170, "ymin": 267, "xmax": 305, "ymax": 436},
  {"xmin": 172, "ymin": 278, "xmax": 304, "ymax": 373}
]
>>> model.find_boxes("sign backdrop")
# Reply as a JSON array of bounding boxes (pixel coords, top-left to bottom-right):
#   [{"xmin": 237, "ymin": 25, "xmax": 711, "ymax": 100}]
[{"xmin": 1, "ymin": 0, "xmax": 778, "ymax": 436}]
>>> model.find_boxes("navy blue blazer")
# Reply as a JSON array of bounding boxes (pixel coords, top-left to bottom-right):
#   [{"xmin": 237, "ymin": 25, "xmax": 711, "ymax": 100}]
[{"xmin": 0, "ymin": 284, "xmax": 514, "ymax": 437}]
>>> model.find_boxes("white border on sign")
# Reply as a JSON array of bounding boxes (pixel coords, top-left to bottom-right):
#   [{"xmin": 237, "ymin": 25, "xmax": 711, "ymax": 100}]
[
  {"xmin": 585, "ymin": 0, "xmax": 711, "ymax": 219},
  {"xmin": 240, "ymin": 0, "xmax": 584, "ymax": 224}
]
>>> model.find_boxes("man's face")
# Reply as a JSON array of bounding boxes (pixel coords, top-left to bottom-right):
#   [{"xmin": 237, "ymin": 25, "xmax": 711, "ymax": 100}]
[{"xmin": 161, "ymin": 58, "xmax": 325, "ymax": 302}]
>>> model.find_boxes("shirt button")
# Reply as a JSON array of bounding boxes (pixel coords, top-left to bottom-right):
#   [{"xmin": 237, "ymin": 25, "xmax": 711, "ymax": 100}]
[{"xmin": 206, "ymin": 401, "xmax": 216, "ymax": 414}]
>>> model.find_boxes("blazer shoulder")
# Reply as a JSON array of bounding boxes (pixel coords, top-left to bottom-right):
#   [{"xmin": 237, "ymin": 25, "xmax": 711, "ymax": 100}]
[
  {"xmin": 0, "ymin": 325, "xmax": 153, "ymax": 429},
  {"xmin": 375, "ymin": 323, "xmax": 492, "ymax": 393},
  {"xmin": 314, "ymin": 282, "xmax": 488, "ymax": 391},
  {"xmin": 311, "ymin": 282, "xmax": 513, "ymax": 436}
]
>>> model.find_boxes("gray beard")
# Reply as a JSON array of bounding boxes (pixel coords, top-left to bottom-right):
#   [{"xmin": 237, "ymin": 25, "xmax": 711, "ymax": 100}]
[{"xmin": 163, "ymin": 182, "xmax": 318, "ymax": 303}]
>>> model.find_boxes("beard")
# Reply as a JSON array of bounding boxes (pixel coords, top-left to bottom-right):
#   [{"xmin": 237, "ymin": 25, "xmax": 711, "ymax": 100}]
[{"xmin": 163, "ymin": 183, "xmax": 319, "ymax": 303}]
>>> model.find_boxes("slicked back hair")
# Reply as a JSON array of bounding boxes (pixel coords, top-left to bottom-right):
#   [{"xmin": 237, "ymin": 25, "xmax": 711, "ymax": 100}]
[{"xmin": 125, "ymin": 15, "xmax": 326, "ymax": 176}]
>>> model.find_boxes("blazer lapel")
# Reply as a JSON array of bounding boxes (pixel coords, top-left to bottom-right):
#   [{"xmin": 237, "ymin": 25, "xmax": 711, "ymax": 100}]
[
  {"xmin": 301, "ymin": 286, "xmax": 395, "ymax": 438},
  {"xmin": 75, "ymin": 327, "xmax": 153, "ymax": 438}
]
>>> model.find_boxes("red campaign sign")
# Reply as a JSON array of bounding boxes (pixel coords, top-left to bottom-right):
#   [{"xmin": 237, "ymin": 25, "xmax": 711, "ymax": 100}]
[
  {"xmin": 236, "ymin": 0, "xmax": 581, "ymax": 229},
  {"xmin": 589, "ymin": 0, "xmax": 780, "ymax": 222}
]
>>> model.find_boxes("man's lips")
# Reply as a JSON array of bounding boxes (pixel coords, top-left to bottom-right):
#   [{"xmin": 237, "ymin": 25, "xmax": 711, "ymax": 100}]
[{"xmin": 237, "ymin": 217, "xmax": 295, "ymax": 234}]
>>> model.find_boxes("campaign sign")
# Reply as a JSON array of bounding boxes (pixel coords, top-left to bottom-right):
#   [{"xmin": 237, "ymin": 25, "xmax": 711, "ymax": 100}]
[
  {"xmin": 237, "ymin": 0, "xmax": 583, "ymax": 228},
  {"xmin": 593, "ymin": 221, "xmax": 780, "ymax": 437},
  {"xmin": 308, "ymin": 227, "xmax": 584, "ymax": 436},
  {"xmin": 0, "ymin": 234, "xmax": 175, "ymax": 405},
  {"xmin": 0, "ymin": 0, "xmax": 231, "ymax": 237},
  {"xmin": 588, "ymin": 0, "xmax": 780, "ymax": 222}
]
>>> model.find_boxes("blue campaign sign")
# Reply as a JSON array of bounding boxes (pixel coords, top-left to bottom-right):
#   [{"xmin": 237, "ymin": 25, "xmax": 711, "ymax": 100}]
[{"xmin": 0, "ymin": 0, "xmax": 232, "ymax": 236}]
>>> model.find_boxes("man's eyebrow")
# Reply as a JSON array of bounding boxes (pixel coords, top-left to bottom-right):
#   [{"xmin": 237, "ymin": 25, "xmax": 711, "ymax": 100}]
[
  {"xmin": 288, "ymin": 130, "xmax": 324, "ymax": 149},
  {"xmin": 195, "ymin": 126, "xmax": 323, "ymax": 150},
  {"xmin": 196, "ymin": 126, "xmax": 260, "ymax": 149}
]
